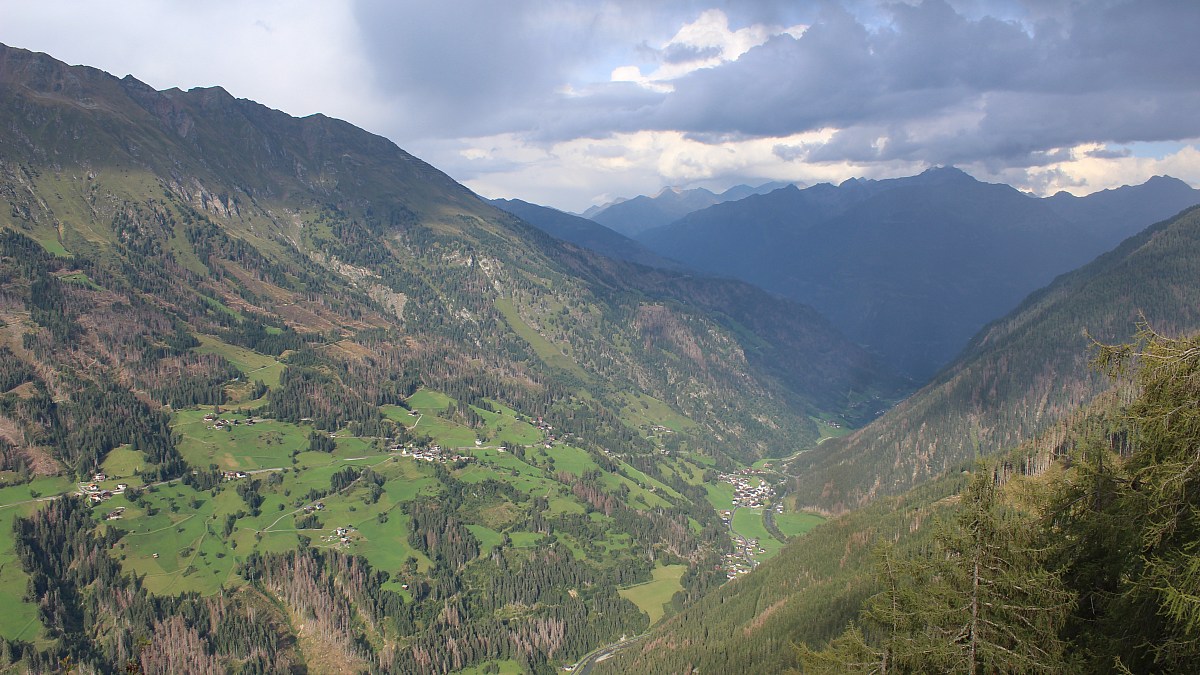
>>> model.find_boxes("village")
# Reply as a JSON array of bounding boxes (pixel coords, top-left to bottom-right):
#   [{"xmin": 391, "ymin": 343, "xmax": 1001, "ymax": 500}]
[
  {"xmin": 322, "ymin": 524, "xmax": 358, "ymax": 548},
  {"xmin": 719, "ymin": 468, "xmax": 777, "ymax": 509},
  {"xmin": 716, "ymin": 469, "xmax": 781, "ymax": 578}
]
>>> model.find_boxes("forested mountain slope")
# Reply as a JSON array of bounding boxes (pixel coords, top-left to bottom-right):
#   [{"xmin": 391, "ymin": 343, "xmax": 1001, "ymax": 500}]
[
  {"xmin": 607, "ymin": 328, "xmax": 1200, "ymax": 673},
  {"xmin": 0, "ymin": 42, "xmax": 897, "ymax": 465},
  {"xmin": 0, "ymin": 43, "xmax": 900, "ymax": 673},
  {"xmin": 637, "ymin": 168, "xmax": 1200, "ymax": 379},
  {"xmin": 790, "ymin": 204, "xmax": 1200, "ymax": 512}
]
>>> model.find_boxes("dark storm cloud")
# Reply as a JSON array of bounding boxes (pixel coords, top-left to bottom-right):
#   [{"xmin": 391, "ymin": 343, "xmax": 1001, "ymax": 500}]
[
  {"xmin": 351, "ymin": 0, "xmax": 614, "ymax": 137},
  {"xmin": 653, "ymin": 0, "xmax": 1200, "ymax": 166},
  {"xmin": 1086, "ymin": 146, "xmax": 1132, "ymax": 160},
  {"xmin": 354, "ymin": 0, "xmax": 1200, "ymax": 171}
]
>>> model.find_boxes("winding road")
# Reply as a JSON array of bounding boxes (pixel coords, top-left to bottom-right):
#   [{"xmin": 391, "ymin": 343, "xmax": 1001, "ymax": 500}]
[{"xmin": 572, "ymin": 633, "xmax": 646, "ymax": 674}]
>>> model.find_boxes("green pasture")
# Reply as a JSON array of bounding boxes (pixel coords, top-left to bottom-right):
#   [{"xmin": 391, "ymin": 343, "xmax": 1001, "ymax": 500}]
[
  {"xmin": 704, "ymin": 482, "xmax": 735, "ymax": 511},
  {"xmin": 381, "ymin": 404, "xmax": 421, "ymax": 425},
  {"xmin": 813, "ymin": 416, "xmax": 853, "ymax": 443},
  {"xmin": 466, "ymin": 524, "xmax": 505, "ymax": 555},
  {"xmin": 405, "ymin": 388, "xmax": 453, "ymax": 411},
  {"xmin": 508, "ymin": 531, "xmax": 543, "ymax": 548},
  {"xmin": 410, "ymin": 415, "xmax": 478, "ymax": 448},
  {"xmin": 193, "ymin": 334, "xmax": 284, "ymax": 387},
  {"xmin": 58, "ymin": 271, "xmax": 102, "ymax": 290},
  {"xmin": 0, "ymin": 503, "xmax": 43, "ymax": 641},
  {"xmin": 114, "ymin": 484, "xmax": 236, "ymax": 595},
  {"xmin": 353, "ymin": 510, "xmax": 432, "ymax": 574},
  {"xmin": 474, "ymin": 405, "xmax": 540, "ymax": 446},
  {"xmin": 619, "ymin": 564, "xmax": 686, "ymax": 625},
  {"xmin": 540, "ymin": 445, "xmax": 596, "ymax": 477},
  {"xmin": 599, "ymin": 471, "xmax": 670, "ymax": 510},
  {"xmin": 100, "ymin": 446, "xmax": 147, "ymax": 479},
  {"xmin": 732, "ymin": 508, "xmax": 785, "ymax": 561},
  {"xmin": 774, "ymin": 511, "xmax": 825, "ymax": 538},
  {"xmin": 494, "ymin": 297, "xmax": 587, "ymax": 378},
  {"xmin": 621, "ymin": 392, "xmax": 695, "ymax": 433},
  {"xmin": 173, "ymin": 410, "xmax": 308, "ymax": 470}
]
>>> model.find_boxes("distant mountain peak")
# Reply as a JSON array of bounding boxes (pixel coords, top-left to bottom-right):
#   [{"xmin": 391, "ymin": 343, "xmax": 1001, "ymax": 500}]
[
  {"xmin": 915, "ymin": 165, "xmax": 975, "ymax": 182},
  {"xmin": 1144, "ymin": 174, "xmax": 1191, "ymax": 188},
  {"xmin": 590, "ymin": 181, "xmax": 790, "ymax": 237}
]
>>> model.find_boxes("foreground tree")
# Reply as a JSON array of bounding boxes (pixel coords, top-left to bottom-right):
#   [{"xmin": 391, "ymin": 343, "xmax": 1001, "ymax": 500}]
[
  {"xmin": 1050, "ymin": 326, "xmax": 1200, "ymax": 671},
  {"xmin": 801, "ymin": 472, "xmax": 1074, "ymax": 673}
]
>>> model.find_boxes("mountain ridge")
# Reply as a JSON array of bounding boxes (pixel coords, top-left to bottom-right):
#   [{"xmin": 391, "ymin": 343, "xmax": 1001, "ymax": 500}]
[
  {"xmin": 636, "ymin": 167, "xmax": 1200, "ymax": 379},
  {"xmin": 587, "ymin": 181, "xmax": 790, "ymax": 237}
]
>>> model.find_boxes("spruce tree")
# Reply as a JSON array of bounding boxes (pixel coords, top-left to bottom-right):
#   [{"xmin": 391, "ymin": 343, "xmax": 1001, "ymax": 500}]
[
  {"xmin": 803, "ymin": 473, "xmax": 1073, "ymax": 673},
  {"xmin": 1052, "ymin": 326, "xmax": 1200, "ymax": 670}
]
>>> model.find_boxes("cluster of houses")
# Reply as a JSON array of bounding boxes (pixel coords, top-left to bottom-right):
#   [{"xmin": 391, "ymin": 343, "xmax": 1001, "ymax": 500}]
[
  {"xmin": 722, "ymin": 535, "xmax": 768, "ymax": 579},
  {"xmin": 203, "ymin": 413, "xmax": 259, "ymax": 430},
  {"xmin": 79, "ymin": 473, "xmax": 129, "ymax": 503},
  {"xmin": 301, "ymin": 501, "xmax": 327, "ymax": 515},
  {"xmin": 719, "ymin": 470, "xmax": 777, "ymax": 509},
  {"xmin": 222, "ymin": 470, "xmax": 250, "ymax": 481},
  {"xmin": 323, "ymin": 525, "xmax": 357, "ymax": 547},
  {"xmin": 395, "ymin": 444, "xmax": 474, "ymax": 464}
]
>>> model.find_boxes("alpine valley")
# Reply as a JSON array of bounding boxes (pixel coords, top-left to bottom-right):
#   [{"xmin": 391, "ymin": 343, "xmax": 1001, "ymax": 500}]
[
  {"xmin": 0, "ymin": 43, "xmax": 896, "ymax": 674},
  {"xmin": 1, "ymin": 41, "xmax": 1200, "ymax": 675}
]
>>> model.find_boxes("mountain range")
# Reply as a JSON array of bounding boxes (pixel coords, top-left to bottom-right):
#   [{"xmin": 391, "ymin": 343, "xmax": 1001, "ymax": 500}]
[
  {"xmin": 488, "ymin": 197, "xmax": 680, "ymax": 270},
  {"xmin": 585, "ymin": 182, "xmax": 790, "ymax": 238},
  {"xmin": 634, "ymin": 168, "xmax": 1200, "ymax": 379},
  {"xmin": 790, "ymin": 202, "xmax": 1200, "ymax": 511}
]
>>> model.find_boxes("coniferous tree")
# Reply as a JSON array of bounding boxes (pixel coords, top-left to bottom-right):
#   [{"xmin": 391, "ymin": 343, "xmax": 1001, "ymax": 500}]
[
  {"xmin": 804, "ymin": 474, "xmax": 1073, "ymax": 674},
  {"xmin": 1050, "ymin": 326, "xmax": 1200, "ymax": 670}
]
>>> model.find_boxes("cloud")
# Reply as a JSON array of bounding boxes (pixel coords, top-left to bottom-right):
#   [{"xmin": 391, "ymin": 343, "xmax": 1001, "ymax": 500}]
[
  {"xmin": 2, "ymin": 0, "xmax": 1197, "ymax": 210},
  {"xmin": 1085, "ymin": 146, "xmax": 1132, "ymax": 160},
  {"xmin": 969, "ymin": 141, "xmax": 1200, "ymax": 197},
  {"xmin": 385, "ymin": 0, "xmax": 1200, "ymax": 209}
]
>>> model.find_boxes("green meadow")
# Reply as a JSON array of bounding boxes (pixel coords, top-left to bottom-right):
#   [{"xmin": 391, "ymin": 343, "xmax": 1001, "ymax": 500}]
[
  {"xmin": 619, "ymin": 563, "xmax": 687, "ymax": 625},
  {"xmin": 173, "ymin": 410, "xmax": 308, "ymax": 470},
  {"xmin": 193, "ymin": 334, "xmax": 285, "ymax": 387},
  {"xmin": 732, "ymin": 508, "xmax": 785, "ymax": 561},
  {"xmin": 774, "ymin": 511, "xmax": 825, "ymax": 538},
  {"xmin": 0, "ymin": 378, "xmax": 791, "ymax": 646}
]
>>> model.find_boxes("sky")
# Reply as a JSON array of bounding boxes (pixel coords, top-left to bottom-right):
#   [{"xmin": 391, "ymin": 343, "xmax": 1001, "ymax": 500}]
[{"xmin": 2, "ymin": 0, "xmax": 1198, "ymax": 212}]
